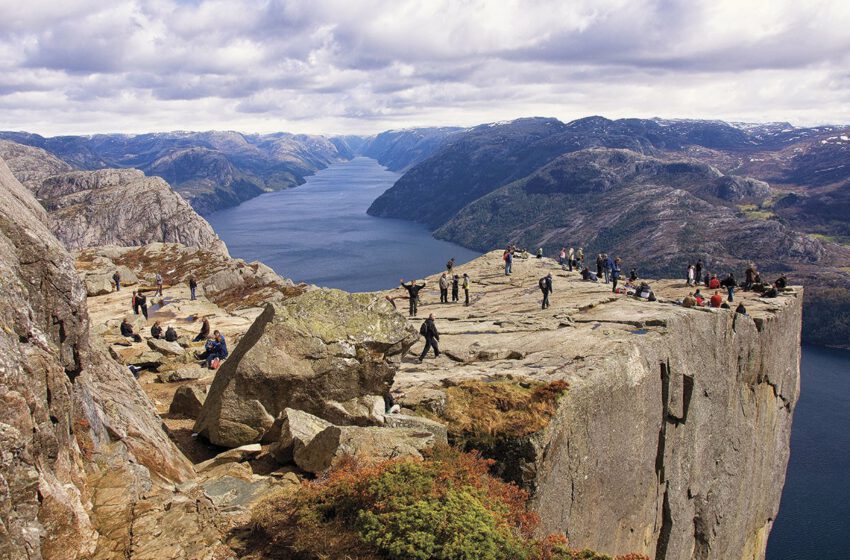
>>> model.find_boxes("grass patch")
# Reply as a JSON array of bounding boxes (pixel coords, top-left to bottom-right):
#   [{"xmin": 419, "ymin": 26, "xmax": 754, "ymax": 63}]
[{"xmin": 244, "ymin": 447, "xmax": 646, "ymax": 560}]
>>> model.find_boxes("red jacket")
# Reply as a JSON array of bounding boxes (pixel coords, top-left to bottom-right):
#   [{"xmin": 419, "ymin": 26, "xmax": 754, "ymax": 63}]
[
  {"xmin": 710, "ymin": 293, "xmax": 723, "ymax": 307},
  {"xmin": 709, "ymin": 278, "xmax": 720, "ymax": 289}
]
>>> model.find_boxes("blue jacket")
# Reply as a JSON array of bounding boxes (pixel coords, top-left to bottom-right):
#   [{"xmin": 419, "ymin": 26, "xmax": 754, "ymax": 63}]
[
  {"xmin": 611, "ymin": 265, "xmax": 621, "ymax": 279},
  {"xmin": 606, "ymin": 256, "xmax": 615, "ymax": 271}
]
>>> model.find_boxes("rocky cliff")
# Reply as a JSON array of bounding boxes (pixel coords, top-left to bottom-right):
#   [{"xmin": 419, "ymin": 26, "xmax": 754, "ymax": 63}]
[
  {"xmin": 0, "ymin": 157, "xmax": 232, "ymax": 559},
  {"xmin": 0, "ymin": 146, "xmax": 229, "ymax": 256},
  {"xmin": 388, "ymin": 251, "xmax": 801, "ymax": 559}
]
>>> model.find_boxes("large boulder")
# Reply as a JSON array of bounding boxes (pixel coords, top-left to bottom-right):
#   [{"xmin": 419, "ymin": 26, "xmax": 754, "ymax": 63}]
[
  {"xmin": 194, "ymin": 289, "xmax": 418, "ymax": 447},
  {"xmin": 169, "ymin": 385, "xmax": 207, "ymax": 418},
  {"xmin": 295, "ymin": 426, "xmax": 437, "ymax": 474},
  {"xmin": 147, "ymin": 338, "xmax": 185, "ymax": 357},
  {"xmin": 85, "ymin": 273, "xmax": 116, "ymax": 296},
  {"xmin": 269, "ymin": 408, "xmax": 333, "ymax": 464}
]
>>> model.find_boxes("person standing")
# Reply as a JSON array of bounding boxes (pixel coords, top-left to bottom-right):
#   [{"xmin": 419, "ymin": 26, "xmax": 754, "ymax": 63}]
[
  {"xmin": 400, "ymin": 279, "xmax": 426, "ymax": 317},
  {"xmin": 567, "ymin": 247, "xmax": 575, "ymax": 271},
  {"xmin": 446, "ymin": 257, "xmax": 455, "ymax": 274},
  {"xmin": 451, "ymin": 274, "xmax": 459, "ymax": 302},
  {"xmin": 539, "ymin": 273, "xmax": 553, "ymax": 309},
  {"xmin": 439, "ymin": 273, "xmax": 449, "ymax": 304},
  {"xmin": 112, "ymin": 271, "xmax": 121, "ymax": 291},
  {"xmin": 596, "ymin": 254, "xmax": 605, "ymax": 281},
  {"xmin": 606, "ymin": 254, "xmax": 615, "ymax": 284},
  {"xmin": 687, "ymin": 264, "xmax": 695, "ymax": 287},
  {"xmin": 721, "ymin": 273, "xmax": 737, "ymax": 302},
  {"xmin": 417, "ymin": 314, "xmax": 440, "ymax": 362},
  {"xmin": 462, "ymin": 273, "xmax": 471, "ymax": 306},
  {"xmin": 136, "ymin": 291, "xmax": 148, "ymax": 319},
  {"xmin": 611, "ymin": 258, "xmax": 622, "ymax": 293},
  {"xmin": 559, "ymin": 247, "xmax": 567, "ymax": 266},
  {"xmin": 131, "ymin": 290, "xmax": 139, "ymax": 315},
  {"xmin": 155, "ymin": 272, "xmax": 163, "ymax": 296},
  {"xmin": 188, "ymin": 275, "xmax": 197, "ymax": 301},
  {"xmin": 576, "ymin": 247, "xmax": 584, "ymax": 269},
  {"xmin": 695, "ymin": 260, "xmax": 703, "ymax": 285},
  {"xmin": 536, "ymin": 248, "xmax": 543, "ymax": 259},
  {"xmin": 504, "ymin": 249, "xmax": 513, "ymax": 276}
]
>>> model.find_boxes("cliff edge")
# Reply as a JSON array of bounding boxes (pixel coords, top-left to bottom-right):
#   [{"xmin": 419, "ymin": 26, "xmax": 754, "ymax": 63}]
[{"xmin": 389, "ymin": 251, "xmax": 801, "ymax": 560}]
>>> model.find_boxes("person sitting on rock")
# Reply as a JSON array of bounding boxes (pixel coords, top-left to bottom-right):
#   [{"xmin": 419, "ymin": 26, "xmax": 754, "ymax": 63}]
[
  {"xmin": 120, "ymin": 318, "xmax": 142, "ymax": 342},
  {"xmin": 150, "ymin": 321, "xmax": 163, "ymax": 339},
  {"xmin": 165, "ymin": 325, "xmax": 178, "ymax": 342},
  {"xmin": 417, "ymin": 314, "xmax": 440, "ymax": 362},
  {"xmin": 710, "ymin": 291, "xmax": 724, "ymax": 308},
  {"xmin": 200, "ymin": 330, "xmax": 228, "ymax": 368},
  {"xmin": 193, "ymin": 318, "xmax": 210, "ymax": 342},
  {"xmin": 693, "ymin": 289, "xmax": 705, "ymax": 306},
  {"xmin": 775, "ymin": 274, "xmax": 788, "ymax": 290},
  {"xmin": 735, "ymin": 303, "xmax": 748, "ymax": 315},
  {"xmin": 708, "ymin": 274, "xmax": 721, "ymax": 290},
  {"xmin": 682, "ymin": 293, "xmax": 697, "ymax": 308},
  {"xmin": 400, "ymin": 279, "xmax": 426, "ymax": 317},
  {"xmin": 113, "ymin": 270, "xmax": 121, "ymax": 291},
  {"xmin": 581, "ymin": 267, "xmax": 597, "ymax": 282},
  {"xmin": 629, "ymin": 268, "xmax": 638, "ymax": 282}
]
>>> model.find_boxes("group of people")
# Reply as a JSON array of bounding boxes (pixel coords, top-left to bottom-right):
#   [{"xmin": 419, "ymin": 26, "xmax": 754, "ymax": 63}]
[{"xmin": 557, "ymin": 246, "xmax": 585, "ymax": 272}]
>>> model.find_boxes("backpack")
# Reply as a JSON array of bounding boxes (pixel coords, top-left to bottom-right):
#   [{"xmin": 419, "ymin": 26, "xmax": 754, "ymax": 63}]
[
  {"xmin": 419, "ymin": 321, "xmax": 428, "ymax": 336},
  {"xmin": 538, "ymin": 277, "xmax": 547, "ymax": 290},
  {"xmin": 210, "ymin": 357, "xmax": 221, "ymax": 370}
]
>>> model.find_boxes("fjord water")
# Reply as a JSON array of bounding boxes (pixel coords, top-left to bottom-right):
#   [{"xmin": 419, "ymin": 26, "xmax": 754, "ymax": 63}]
[
  {"xmin": 767, "ymin": 344, "xmax": 850, "ymax": 560},
  {"xmin": 207, "ymin": 157, "xmax": 480, "ymax": 293},
  {"xmin": 208, "ymin": 156, "xmax": 846, "ymax": 558}
]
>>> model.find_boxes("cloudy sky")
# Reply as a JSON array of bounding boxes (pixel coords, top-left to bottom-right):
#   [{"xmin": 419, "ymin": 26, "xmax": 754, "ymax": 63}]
[{"xmin": 1, "ymin": 0, "xmax": 849, "ymax": 136}]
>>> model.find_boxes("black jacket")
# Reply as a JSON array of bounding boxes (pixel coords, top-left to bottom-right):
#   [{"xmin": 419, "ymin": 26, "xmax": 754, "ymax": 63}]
[
  {"xmin": 120, "ymin": 322, "xmax": 133, "ymax": 337},
  {"xmin": 150, "ymin": 324, "xmax": 162, "ymax": 339},
  {"xmin": 136, "ymin": 293, "xmax": 147, "ymax": 306},
  {"xmin": 539, "ymin": 276, "xmax": 553, "ymax": 293},
  {"xmin": 402, "ymin": 282, "xmax": 425, "ymax": 298},
  {"xmin": 165, "ymin": 327, "xmax": 178, "ymax": 342},
  {"xmin": 421, "ymin": 319, "xmax": 439, "ymax": 339}
]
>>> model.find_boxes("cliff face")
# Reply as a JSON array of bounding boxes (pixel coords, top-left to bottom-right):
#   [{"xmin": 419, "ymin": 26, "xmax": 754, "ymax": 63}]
[
  {"xmin": 0, "ymin": 158, "xmax": 228, "ymax": 559},
  {"xmin": 390, "ymin": 251, "xmax": 801, "ymax": 559}
]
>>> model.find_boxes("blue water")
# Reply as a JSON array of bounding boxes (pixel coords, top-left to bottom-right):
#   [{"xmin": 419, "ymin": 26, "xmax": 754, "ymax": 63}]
[
  {"xmin": 767, "ymin": 344, "xmax": 850, "ymax": 559},
  {"xmin": 208, "ymin": 156, "xmax": 848, "ymax": 558},
  {"xmin": 207, "ymin": 157, "xmax": 480, "ymax": 292}
]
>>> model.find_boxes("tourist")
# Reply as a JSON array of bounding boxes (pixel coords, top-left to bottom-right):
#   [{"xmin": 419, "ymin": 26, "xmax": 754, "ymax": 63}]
[
  {"xmin": 200, "ymin": 330, "xmax": 228, "ymax": 368},
  {"xmin": 417, "ymin": 314, "xmax": 440, "ymax": 362},
  {"xmin": 155, "ymin": 272, "xmax": 163, "ymax": 296},
  {"xmin": 462, "ymin": 273, "xmax": 471, "ymax": 306},
  {"xmin": 503, "ymin": 248, "xmax": 513, "ymax": 276},
  {"xmin": 721, "ymin": 273, "xmax": 737, "ymax": 302},
  {"xmin": 559, "ymin": 247, "xmax": 566, "ymax": 266},
  {"xmin": 710, "ymin": 290, "xmax": 724, "ymax": 308},
  {"xmin": 194, "ymin": 318, "xmax": 210, "ymax": 342},
  {"xmin": 165, "ymin": 325, "xmax": 178, "ymax": 342},
  {"xmin": 576, "ymin": 247, "xmax": 584, "ymax": 269},
  {"xmin": 581, "ymin": 267, "xmax": 598, "ymax": 282},
  {"xmin": 629, "ymin": 268, "xmax": 638, "ymax": 282},
  {"xmin": 439, "ymin": 273, "xmax": 449, "ymax": 304},
  {"xmin": 687, "ymin": 264, "xmax": 695, "ymax": 287},
  {"xmin": 150, "ymin": 321, "xmax": 163, "ymax": 339},
  {"xmin": 446, "ymin": 257, "xmax": 455, "ymax": 273},
  {"xmin": 735, "ymin": 303, "xmax": 748, "ymax": 315},
  {"xmin": 694, "ymin": 289, "xmax": 705, "ymax": 306},
  {"xmin": 596, "ymin": 254, "xmax": 605, "ymax": 281},
  {"xmin": 611, "ymin": 258, "xmax": 622, "ymax": 293},
  {"xmin": 131, "ymin": 290, "xmax": 139, "ymax": 315},
  {"xmin": 451, "ymin": 274, "xmax": 459, "ymax": 302},
  {"xmin": 695, "ymin": 260, "xmax": 703, "ymax": 284},
  {"xmin": 744, "ymin": 265, "xmax": 757, "ymax": 291},
  {"xmin": 703, "ymin": 271, "xmax": 711, "ymax": 287},
  {"xmin": 682, "ymin": 292, "xmax": 697, "ymax": 308},
  {"xmin": 539, "ymin": 273, "xmax": 553, "ymax": 309},
  {"xmin": 721, "ymin": 302, "xmax": 731, "ymax": 309},
  {"xmin": 112, "ymin": 270, "xmax": 121, "ymax": 291},
  {"xmin": 400, "ymin": 278, "xmax": 426, "ymax": 317},
  {"xmin": 606, "ymin": 254, "xmax": 615, "ymax": 284},
  {"xmin": 775, "ymin": 274, "xmax": 788, "ymax": 290},
  {"xmin": 120, "ymin": 318, "xmax": 142, "ymax": 342},
  {"xmin": 567, "ymin": 247, "xmax": 575, "ymax": 271},
  {"xmin": 709, "ymin": 274, "xmax": 720, "ymax": 289},
  {"xmin": 136, "ymin": 291, "xmax": 148, "ymax": 319},
  {"xmin": 536, "ymin": 248, "xmax": 543, "ymax": 259},
  {"xmin": 188, "ymin": 275, "xmax": 198, "ymax": 300}
]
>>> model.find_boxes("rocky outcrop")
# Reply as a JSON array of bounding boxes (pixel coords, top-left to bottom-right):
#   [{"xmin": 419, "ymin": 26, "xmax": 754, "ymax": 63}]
[
  {"xmin": 389, "ymin": 251, "xmax": 802, "ymax": 560},
  {"xmin": 194, "ymin": 289, "xmax": 419, "ymax": 447},
  {"xmin": 0, "ymin": 156, "xmax": 227, "ymax": 558},
  {"xmin": 35, "ymin": 169, "xmax": 229, "ymax": 255},
  {"xmin": 0, "ymin": 139, "xmax": 73, "ymax": 190}
]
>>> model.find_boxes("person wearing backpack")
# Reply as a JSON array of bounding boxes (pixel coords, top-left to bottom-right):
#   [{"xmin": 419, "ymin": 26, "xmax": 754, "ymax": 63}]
[
  {"xmin": 417, "ymin": 314, "xmax": 440, "ymax": 362},
  {"xmin": 112, "ymin": 270, "xmax": 121, "ymax": 291},
  {"xmin": 400, "ymin": 279, "xmax": 426, "ymax": 317},
  {"xmin": 539, "ymin": 273, "xmax": 553, "ymax": 309}
]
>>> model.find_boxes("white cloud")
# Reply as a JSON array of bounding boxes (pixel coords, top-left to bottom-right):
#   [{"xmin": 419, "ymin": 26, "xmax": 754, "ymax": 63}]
[{"xmin": 0, "ymin": 0, "xmax": 848, "ymax": 135}]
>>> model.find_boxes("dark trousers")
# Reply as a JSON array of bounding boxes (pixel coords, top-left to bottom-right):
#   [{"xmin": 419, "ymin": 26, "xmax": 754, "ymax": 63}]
[
  {"xmin": 440, "ymin": 288, "xmax": 448, "ymax": 303},
  {"xmin": 190, "ymin": 286, "xmax": 196, "ymax": 300},
  {"xmin": 133, "ymin": 303, "xmax": 139, "ymax": 315},
  {"xmin": 140, "ymin": 304, "xmax": 148, "ymax": 319},
  {"xmin": 612, "ymin": 278, "xmax": 619, "ymax": 293},
  {"xmin": 452, "ymin": 287, "xmax": 458, "ymax": 302},
  {"xmin": 727, "ymin": 287, "xmax": 735, "ymax": 302},
  {"xmin": 464, "ymin": 289, "xmax": 469, "ymax": 305},
  {"xmin": 157, "ymin": 285, "xmax": 163, "ymax": 296},
  {"xmin": 114, "ymin": 281, "xmax": 120, "ymax": 291},
  {"xmin": 408, "ymin": 298, "xmax": 418, "ymax": 316},
  {"xmin": 419, "ymin": 336, "xmax": 440, "ymax": 360},
  {"xmin": 541, "ymin": 289, "xmax": 550, "ymax": 309}
]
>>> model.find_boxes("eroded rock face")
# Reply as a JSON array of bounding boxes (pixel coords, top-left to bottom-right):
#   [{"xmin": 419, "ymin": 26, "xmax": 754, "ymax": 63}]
[
  {"xmin": 194, "ymin": 289, "xmax": 418, "ymax": 447},
  {"xmin": 0, "ymin": 156, "xmax": 212, "ymax": 558}
]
